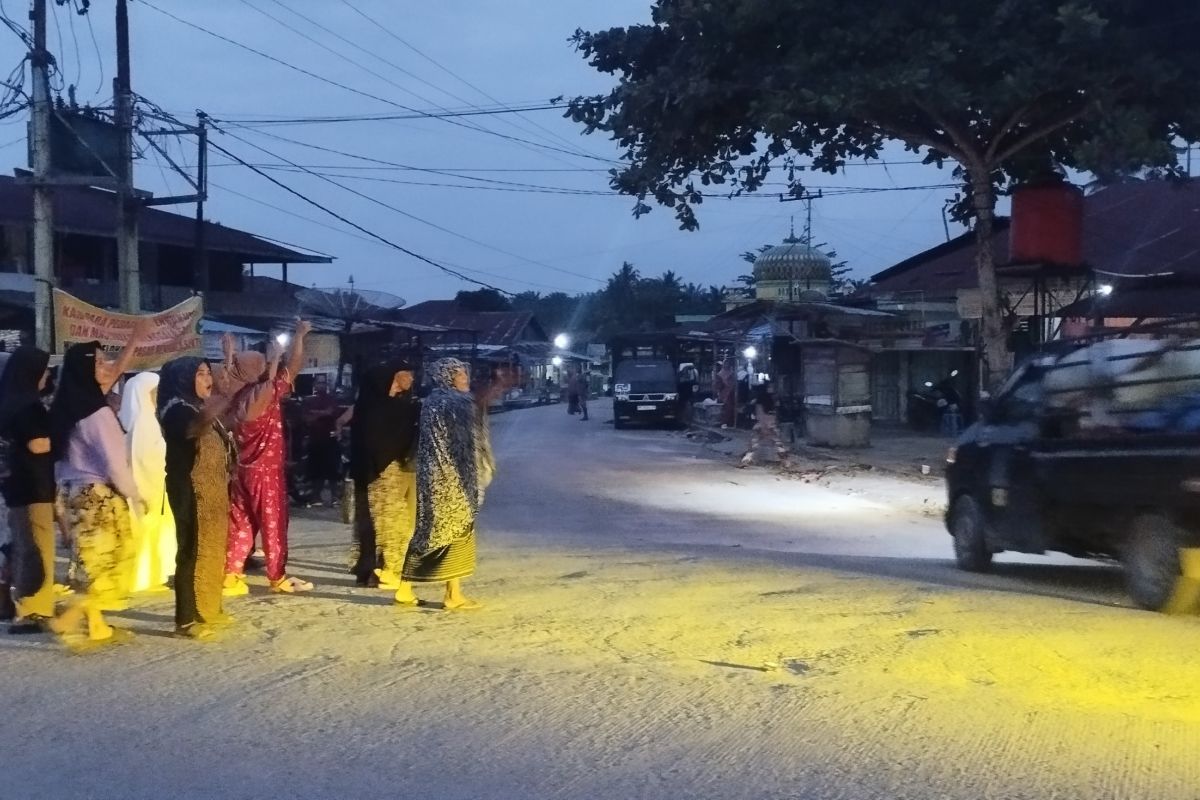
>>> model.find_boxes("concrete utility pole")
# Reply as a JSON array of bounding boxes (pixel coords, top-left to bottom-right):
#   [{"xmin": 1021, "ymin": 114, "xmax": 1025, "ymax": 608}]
[
  {"xmin": 115, "ymin": 0, "xmax": 139, "ymax": 313},
  {"xmin": 30, "ymin": 0, "xmax": 54, "ymax": 351},
  {"xmin": 193, "ymin": 111, "xmax": 208, "ymax": 293}
]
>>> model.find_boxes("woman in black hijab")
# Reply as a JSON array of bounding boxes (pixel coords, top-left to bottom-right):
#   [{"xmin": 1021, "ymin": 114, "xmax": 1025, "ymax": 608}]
[
  {"xmin": 0, "ymin": 346, "xmax": 55, "ymax": 631},
  {"xmin": 349, "ymin": 361, "xmax": 420, "ymax": 595},
  {"xmin": 158, "ymin": 356, "xmax": 235, "ymax": 640},
  {"xmin": 49, "ymin": 340, "xmax": 145, "ymax": 646}
]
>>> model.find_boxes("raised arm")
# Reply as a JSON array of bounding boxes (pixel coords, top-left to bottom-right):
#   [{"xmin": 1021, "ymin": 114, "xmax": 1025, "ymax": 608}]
[
  {"xmin": 285, "ymin": 318, "xmax": 312, "ymax": 382},
  {"xmin": 101, "ymin": 316, "xmax": 153, "ymax": 394}
]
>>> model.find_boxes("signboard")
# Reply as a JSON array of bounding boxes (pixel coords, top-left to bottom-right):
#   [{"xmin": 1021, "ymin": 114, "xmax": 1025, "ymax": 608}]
[{"xmin": 53, "ymin": 289, "xmax": 203, "ymax": 371}]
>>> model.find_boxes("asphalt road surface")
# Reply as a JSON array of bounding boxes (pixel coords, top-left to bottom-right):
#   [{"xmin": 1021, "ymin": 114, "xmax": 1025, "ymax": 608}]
[{"xmin": 3, "ymin": 404, "xmax": 1199, "ymax": 799}]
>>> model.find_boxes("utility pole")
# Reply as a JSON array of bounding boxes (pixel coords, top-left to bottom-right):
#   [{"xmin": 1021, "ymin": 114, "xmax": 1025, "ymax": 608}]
[
  {"xmin": 30, "ymin": 0, "xmax": 54, "ymax": 351},
  {"xmin": 115, "ymin": 0, "xmax": 139, "ymax": 313},
  {"xmin": 193, "ymin": 111, "xmax": 208, "ymax": 294}
]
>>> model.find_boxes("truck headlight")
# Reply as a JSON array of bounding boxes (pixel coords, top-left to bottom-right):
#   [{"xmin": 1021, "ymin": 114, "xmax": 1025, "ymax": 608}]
[{"xmin": 665, "ymin": 393, "xmax": 678, "ymax": 401}]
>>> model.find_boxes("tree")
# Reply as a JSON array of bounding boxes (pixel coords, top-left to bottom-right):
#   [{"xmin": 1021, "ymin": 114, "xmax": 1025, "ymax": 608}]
[
  {"xmin": 455, "ymin": 288, "xmax": 511, "ymax": 312},
  {"xmin": 567, "ymin": 0, "xmax": 1200, "ymax": 385}
]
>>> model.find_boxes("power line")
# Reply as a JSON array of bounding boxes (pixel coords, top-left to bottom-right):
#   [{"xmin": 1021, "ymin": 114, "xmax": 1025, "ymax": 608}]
[
  {"xmin": 206, "ymin": 179, "xmax": 570, "ymax": 293},
  {"xmin": 219, "ymin": 127, "xmax": 607, "ymax": 283},
  {"xmin": 337, "ymin": 0, "xmax": 590, "ymax": 158},
  {"xmin": 272, "ymin": 0, "xmax": 601, "ymax": 162},
  {"xmin": 231, "ymin": 124, "xmax": 615, "ymax": 193},
  {"xmin": 138, "ymin": 0, "xmax": 618, "ymax": 166},
  {"xmin": 241, "ymin": 0, "xmax": 596, "ymax": 170},
  {"xmin": 215, "ymin": 102, "xmax": 563, "ymax": 128},
  {"xmin": 206, "ymin": 138, "xmax": 509, "ymax": 293}
]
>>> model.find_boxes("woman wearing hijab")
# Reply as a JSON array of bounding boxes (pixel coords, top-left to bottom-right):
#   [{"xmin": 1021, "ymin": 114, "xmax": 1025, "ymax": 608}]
[
  {"xmin": 402, "ymin": 358, "xmax": 495, "ymax": 610},
  {"xmin": 118, "ymin": 371, "xmax": 176, "ymax": 593},
  {"xmin": 0, "ymin": 347, "xmax": 56, "ymax": 631},
  {"xmin": 221, "ymin": 320, "xmax": 313, "ymax": 595},
  {"xmin": 49, "ymin": 335, "xmax": 147, "ymax": 645},
  {"xmin": 349, "ymin": 361, "xmax": 420, "ymax": 595},
  {"xmin": 158, "ymin": 357, "xmax": 235, "ymax": 640}
]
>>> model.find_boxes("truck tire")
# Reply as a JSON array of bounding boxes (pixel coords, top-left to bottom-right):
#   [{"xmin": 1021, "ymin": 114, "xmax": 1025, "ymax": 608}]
[
  {"xmin": 950, "ymin": 495, "xmax": 993, "ymax": 572},
  {"xmin": 1124, "ymin": 514, "xmax": 1182, "ymax": 611}
]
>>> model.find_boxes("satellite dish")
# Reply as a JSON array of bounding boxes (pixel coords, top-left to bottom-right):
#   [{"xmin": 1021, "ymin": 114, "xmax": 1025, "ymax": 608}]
[{"xmin": 295, "ymin": 287, "xmax": 406, "ymax": 329}]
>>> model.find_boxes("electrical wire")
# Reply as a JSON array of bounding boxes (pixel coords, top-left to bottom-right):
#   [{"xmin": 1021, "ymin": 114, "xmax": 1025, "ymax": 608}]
[
  {"xmin": 219, "ymin": 126, "xmax": 606, "ymax": 283},
  {"xmin": 239, "ymin": 0, "xmax": 594, "ymax": 170},
  {"xmin": 137, "ymin": 0, "xmax": 619, "ymax": 166},
  {"xmin": 63, "ymin": 0, "xmax": 82, "ymax": 91},
  {"xmin": 82, "ymin": 3, "xmax": 103, "ymax": 97},
  {"xmin": 207, "ymin": 138, "xmax": 510, "ymax": 293},
  {"xmin": 270, "ymin": 0, "xmax": 602, "ymax": 163},
  {"xmin": 214, "ymin": 103, "xmax": 563, "ymax": 128},
  {"xmin": 207, "ymin": 178, "xmax": 569, "ymax": 292},
  {"xmin": 338, "ymin": 0, "xmax": 595, "ymax": 159}
]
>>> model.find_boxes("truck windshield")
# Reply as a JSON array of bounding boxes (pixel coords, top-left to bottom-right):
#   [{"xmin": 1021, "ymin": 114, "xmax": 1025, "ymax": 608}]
[{"xmin": 614, "ymin": 360, "xmax": 676, "ymax": 391}]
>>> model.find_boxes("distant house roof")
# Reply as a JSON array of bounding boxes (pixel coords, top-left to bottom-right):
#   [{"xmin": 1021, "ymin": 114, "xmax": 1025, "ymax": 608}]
[
  {"xmin": 867, "ymin": 179, "xmax": 1200, "ymax": 296},
  {"xmin": 0, "ymin": 173, "xmax": 330, "ymax": 265},
  {"xmin": 400, "ymin": 301, "xmax": 547, "ymax": 347}
]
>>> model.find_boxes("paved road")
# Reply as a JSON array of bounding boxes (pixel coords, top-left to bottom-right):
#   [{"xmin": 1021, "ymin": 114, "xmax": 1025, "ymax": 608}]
[{"xmin": 3, "ymin": 405, "xmax": 1199, "ymax": 799}]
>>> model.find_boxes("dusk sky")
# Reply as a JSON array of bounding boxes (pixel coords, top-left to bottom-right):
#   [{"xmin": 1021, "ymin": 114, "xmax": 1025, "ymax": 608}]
[{"xmin": 1, "ymin": 0, "xmax": 994, "ymax": 303}]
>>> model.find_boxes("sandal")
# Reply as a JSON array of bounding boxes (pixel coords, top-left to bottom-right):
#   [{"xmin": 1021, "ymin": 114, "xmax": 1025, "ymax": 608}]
[
  {"xmin": 270, "ymin": 576, "xmax": 314, "ymax": 594},
  {"xmin": 222, "ymin": 574, "xmax": 249, "ymax": 597},
  {"xmin": 443, "ymin": 598, "xmax": 483, "ymax": 612}
]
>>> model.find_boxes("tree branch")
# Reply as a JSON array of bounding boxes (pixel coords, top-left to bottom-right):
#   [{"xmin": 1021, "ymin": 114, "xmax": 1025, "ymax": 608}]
[
  {"xmin": 993, "ymin": 105, "xmax": 1090, "ymax": 163},
  {"xmin": 863, "ymin": 117, "xmax": 966, "ymax": 164},
  {"xmin": 984, "ymin": 103, "xmax": 1033, "ymax": 162}
]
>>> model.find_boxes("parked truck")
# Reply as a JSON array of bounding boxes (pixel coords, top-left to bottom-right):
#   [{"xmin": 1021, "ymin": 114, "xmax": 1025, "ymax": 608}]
[{"xmin": 945, "ymin": 330, "xmax": 1200, "ymax": 611}]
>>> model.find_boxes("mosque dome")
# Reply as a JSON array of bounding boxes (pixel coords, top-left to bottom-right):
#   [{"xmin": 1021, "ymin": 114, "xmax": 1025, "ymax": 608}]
[{"xmin": 753, "ymin": 238, "xmax": 833, "ymax": 284}]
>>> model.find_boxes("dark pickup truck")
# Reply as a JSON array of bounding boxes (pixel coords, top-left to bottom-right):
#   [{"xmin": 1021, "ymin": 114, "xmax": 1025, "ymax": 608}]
[{"xmin": 945, "ymin": 337, "xmax": 1200, "ymax": 611}]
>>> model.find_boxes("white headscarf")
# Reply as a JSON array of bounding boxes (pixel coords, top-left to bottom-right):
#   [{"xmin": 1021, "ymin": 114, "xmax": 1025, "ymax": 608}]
[{"xmin": 118, "ymin": 371, "xmax": 165, "ymax": 505}]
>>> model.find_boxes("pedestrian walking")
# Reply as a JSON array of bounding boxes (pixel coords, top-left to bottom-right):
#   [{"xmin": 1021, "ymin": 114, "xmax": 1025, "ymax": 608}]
[
  {"xmin": 740, "ymin": 379, "xmax": 790, "ymax": 467},
  {"xmin": 158, "ymin": 357, "xmax": 236, "ymax": 640},
  {"xmin": 402, "ymin": 358, "xmax": 495, "ymax": 611},
  {"xmin": 118, "ymin": 371, "xmax": 177, "ymax": 594},
  {"xmin": 577, "ymin": 368, "xmax": 590, "ymax": 421},
  {"xmin": 349, "ymin": 361, "xmax": 420, "ymax": 597},
  {"xmin": 0, "ymin": 346, "xmax": 56, "ymax": 632},
  {"xmin": 222, "ymin": 320, "xmax": 314, "ymax": 596},
  {"xmin": 49, "ymin": 329, "xmax": 149, "ymax": 648}
]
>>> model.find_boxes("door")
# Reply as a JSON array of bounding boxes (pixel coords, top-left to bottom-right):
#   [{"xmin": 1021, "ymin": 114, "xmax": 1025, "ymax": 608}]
[{"xmin": 978, "ymin": 369, "xmax": 1047, "ymax": 553}]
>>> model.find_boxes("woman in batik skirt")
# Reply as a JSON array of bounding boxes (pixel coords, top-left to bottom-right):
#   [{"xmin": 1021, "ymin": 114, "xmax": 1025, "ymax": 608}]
[
  {"xmin": 49, "ymin": 331, "xmax": 147, "ymax": 647},
  {"xmin": 402, "ymin": 358, "xmax": 495, "ymax": 611},
  {"xmin": 158, "ymin": 357, "xmax": 236, "ymax": 640}
]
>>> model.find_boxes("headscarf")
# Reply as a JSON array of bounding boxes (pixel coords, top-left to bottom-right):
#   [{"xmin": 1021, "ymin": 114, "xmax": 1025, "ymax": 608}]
[
  {"xmin": 118, "ymin": 372, "xmax": 166, "ymax": 517},
  {"xmin": 156, "ymin": 357, "xmax": 205, "ymax": 420},
  {"xmin": 49, "ymin": 341, "xmax": 109, "ymax": 460},
  {"xmin": 431, "ymin": 357, "xmax": 468, "ymax": 391},
  {"xmin": 0, "ymin": 346, "xmax": 50, "ymax": 436},
  {"xmin": 350, "ymin": 362, "xmax": 405, "ymax": 484}
]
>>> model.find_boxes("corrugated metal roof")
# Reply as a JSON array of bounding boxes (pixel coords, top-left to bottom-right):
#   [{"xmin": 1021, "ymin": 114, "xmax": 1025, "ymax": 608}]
[
  {"xmin": 867, "ymin": 180, "xmax": 1200, "ymax": 296},
  {"xmin": 0, "ymin": 173, "xmax": 331, "ymax": 265}
]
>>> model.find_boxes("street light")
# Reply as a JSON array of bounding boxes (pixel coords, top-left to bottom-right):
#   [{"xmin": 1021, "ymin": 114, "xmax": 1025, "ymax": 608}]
[
  {"xmin": 275, "ymin": 332, "xmax": 291, "ymax": 347},
  {"xmin": 1098, "ymin": 283, "xmax": 1114, "ymax": 296},
  {"xmin": 554, "ymin": 333, "xmax": 570, "ymax": 350},
  {"xmin": 743, "ymin": 345, "xmax": 758, "ymax": 361},
  {"xmin": 551, "ymin": 355, "xmax": 563, "ymax": 367}
]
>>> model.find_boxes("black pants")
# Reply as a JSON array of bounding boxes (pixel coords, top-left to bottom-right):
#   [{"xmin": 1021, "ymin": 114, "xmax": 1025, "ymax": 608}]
[{"xmin": 351, "ymin": 482, "xmax": 378, "ymax": 584}]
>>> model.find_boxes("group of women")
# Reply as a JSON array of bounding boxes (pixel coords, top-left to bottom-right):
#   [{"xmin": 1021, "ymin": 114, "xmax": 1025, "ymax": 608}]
[{"xmin": 0, "ymin": 316, "xmax": 496, "ymax": 649}]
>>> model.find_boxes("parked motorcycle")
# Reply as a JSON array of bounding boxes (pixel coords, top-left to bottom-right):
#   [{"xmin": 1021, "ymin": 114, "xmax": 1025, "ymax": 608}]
[{"xmin": 907, "ymin": 370, "xmax": 962, "ymax": 432}]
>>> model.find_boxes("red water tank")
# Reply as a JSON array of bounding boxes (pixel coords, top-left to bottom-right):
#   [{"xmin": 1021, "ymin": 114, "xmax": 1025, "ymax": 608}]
[{"xmin": 1009, "ymin": 183, "xmax": 1084, "ymax": 267}]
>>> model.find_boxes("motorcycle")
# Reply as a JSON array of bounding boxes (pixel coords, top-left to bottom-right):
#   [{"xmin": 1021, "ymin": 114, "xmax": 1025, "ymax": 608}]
[{"xmin": 907, "ymin": 370, "xmax": 962, "ymax": 432}]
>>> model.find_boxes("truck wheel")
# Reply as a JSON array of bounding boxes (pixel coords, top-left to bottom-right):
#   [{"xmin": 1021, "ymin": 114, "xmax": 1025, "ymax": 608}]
[
  {"xmin": 1124, "ymin": 514, "xmax": 1182, "ymax": 611},
  {"xmin": 950, "ymin": 495, "xmax": 993, "ymax": 572}
]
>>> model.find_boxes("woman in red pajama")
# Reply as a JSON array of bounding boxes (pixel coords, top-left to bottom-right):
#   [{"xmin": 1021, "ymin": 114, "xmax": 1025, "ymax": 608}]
[{"xmin": 221, "ymin": 320, "xmax": 313, "ymax": 595}]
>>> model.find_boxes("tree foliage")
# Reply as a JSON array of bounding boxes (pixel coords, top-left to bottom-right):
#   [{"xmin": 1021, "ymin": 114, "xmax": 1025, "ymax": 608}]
[
  {"xmin": 566, "ymin": 0, "xmax": 1200, "ymax": 383},
  {"xmin": 510, "ymin": 263, "xmax": 725, "ymax": 343}
]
